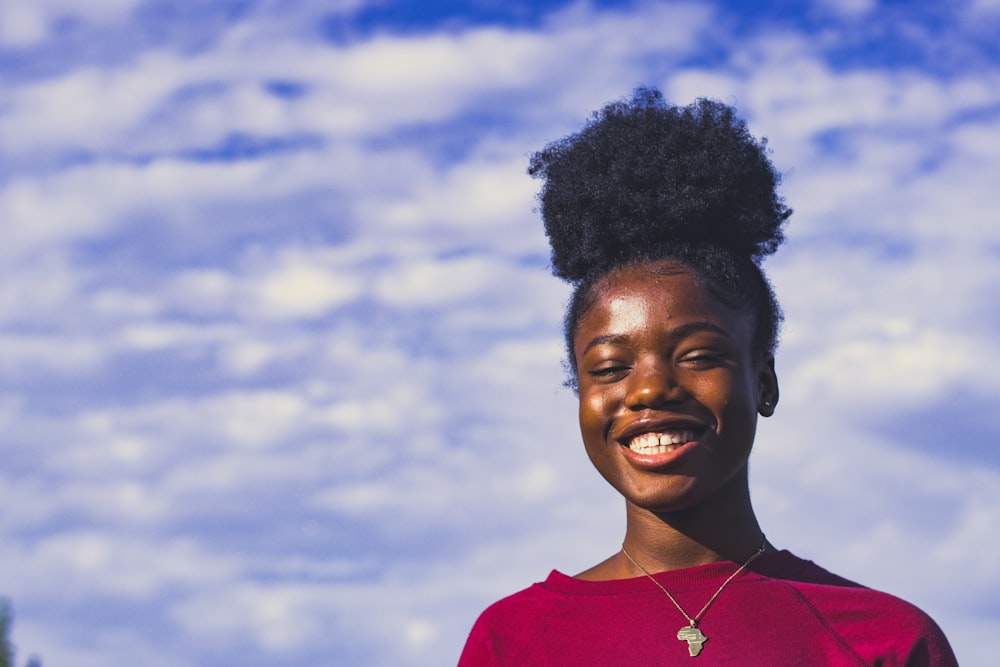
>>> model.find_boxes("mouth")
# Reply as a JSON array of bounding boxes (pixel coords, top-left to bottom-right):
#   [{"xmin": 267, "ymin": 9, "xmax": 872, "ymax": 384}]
[{"xmin": 624, "ymin": 430, "xmax": 700, "ymax": 455}]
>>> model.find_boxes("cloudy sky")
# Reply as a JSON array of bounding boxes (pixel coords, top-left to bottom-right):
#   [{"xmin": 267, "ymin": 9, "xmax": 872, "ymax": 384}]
[{"xmin": 1, "ymin": 0, "xmax": 998, "ymax": 665}]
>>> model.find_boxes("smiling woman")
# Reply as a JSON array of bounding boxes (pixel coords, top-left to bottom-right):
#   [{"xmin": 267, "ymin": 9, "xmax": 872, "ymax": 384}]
[{"xmin": 457, "ymin": 89, "xmax": 958, "ymax": 665}]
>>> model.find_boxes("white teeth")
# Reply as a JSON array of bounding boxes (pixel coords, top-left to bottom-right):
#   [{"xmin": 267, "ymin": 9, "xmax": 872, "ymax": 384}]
[{"xmin": 627, "ymin": 431, "xmax": 696, "ymax": 453}]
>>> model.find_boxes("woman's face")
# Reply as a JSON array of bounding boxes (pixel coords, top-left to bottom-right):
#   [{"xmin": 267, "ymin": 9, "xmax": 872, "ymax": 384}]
[{"xmin": 573, "ymin": 261, "xmax": 777, "ymax": 513}]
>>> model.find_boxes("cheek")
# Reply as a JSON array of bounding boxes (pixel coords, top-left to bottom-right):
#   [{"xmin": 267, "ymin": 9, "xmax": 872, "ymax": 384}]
[
  {"xmin": 687, "ymin": 374, "xmax": 728, "ymax": 410},
  {"xmin": 578, "ymin": 390, "xmax": 611, "ymax": 438},
  {"xmin": 711, "ymin": 375, "xmax": 758, "ymax": 431}
]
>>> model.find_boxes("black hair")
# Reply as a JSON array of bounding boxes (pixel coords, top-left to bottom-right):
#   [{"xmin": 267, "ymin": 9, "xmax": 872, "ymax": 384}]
[{"xmin": 528, "ymin": 88, "xmax": 791, "ymax": 388}]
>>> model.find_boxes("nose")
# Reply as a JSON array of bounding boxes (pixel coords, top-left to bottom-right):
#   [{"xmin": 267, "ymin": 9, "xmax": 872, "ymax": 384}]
[{"xmin": 624, "ymin": 357, "xmax": 684, "ymax": 410}]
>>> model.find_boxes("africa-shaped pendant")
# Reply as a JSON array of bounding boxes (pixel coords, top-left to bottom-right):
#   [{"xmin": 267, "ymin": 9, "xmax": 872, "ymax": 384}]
[{"xmin": 676, "ymin": 625, "xmax": 707, "ymax": 657}]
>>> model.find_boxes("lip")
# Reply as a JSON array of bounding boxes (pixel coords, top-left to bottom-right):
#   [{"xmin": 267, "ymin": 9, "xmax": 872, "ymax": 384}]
[
  {"xmin": 615, "ymin": 417, "xmax": 708, "ymax": 443},
  {"xmin": 619, "ymin": 438, "xmax": 700, "ymax": 470},
  {"xmin": 613, "ymin": 417, "xmax": 708, "ymax": 471}
]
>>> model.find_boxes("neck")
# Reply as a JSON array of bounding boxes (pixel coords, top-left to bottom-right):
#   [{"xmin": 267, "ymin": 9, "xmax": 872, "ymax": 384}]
[{"xmin": 621, "ymin": 468, "xmax": 769, "ymax": 573}]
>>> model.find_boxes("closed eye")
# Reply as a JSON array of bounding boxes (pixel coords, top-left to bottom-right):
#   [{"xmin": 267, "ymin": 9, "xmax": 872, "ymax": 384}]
[
  {"xmin": 678, "ymin": 350, "xmax": 728, "ymax": 368},
  {"xmin": 587, "ymin": 364, "xmax": 631, "ymax": 380}
]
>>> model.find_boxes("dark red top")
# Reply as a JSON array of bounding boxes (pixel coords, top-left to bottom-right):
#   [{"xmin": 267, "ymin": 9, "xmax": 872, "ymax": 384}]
[{"xmin": 458, "ymin": 551, "xmax": 957, "ymax": 666}]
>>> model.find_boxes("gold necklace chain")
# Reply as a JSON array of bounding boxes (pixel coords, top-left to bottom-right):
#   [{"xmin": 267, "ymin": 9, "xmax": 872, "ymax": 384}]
[{"xmin": 620, "ymin": 537, "xmax": 767, "ymax": 657}]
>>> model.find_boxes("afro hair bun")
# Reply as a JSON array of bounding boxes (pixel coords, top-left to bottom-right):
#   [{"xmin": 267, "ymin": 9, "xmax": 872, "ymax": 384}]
[{"xmin": 529, "ymin": 88, "xmax": 791, "ymax": 283}]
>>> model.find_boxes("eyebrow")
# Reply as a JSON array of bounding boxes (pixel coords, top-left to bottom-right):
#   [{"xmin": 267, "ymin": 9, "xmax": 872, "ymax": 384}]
[{"xmin": 580, "ymin": 321, "xmax": 733, "ymax": 356}]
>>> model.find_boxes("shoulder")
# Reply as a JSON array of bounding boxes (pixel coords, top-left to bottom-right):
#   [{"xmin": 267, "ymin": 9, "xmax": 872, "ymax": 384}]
[
  {"xmin": 474, "ymin": 573, "xmax": 569, "ymax": 624},
  {"xmin": 762, "ymin": 553, "xmax": 958, "ymax": 667},
  {"xmin": 457, "ymin": 572, "xmax": 569, "ymax": 667}
]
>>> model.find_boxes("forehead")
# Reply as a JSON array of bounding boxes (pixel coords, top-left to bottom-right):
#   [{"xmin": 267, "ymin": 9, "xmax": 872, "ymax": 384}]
[{"xmin": 575, "ymin": 262, "xmax": 752, "ymax": 346}]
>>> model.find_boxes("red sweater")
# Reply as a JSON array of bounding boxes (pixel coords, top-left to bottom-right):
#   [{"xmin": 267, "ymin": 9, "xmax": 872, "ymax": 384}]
[{"xmin": 458, "ymin": 551, "xmax": 956, "ymax": 666}]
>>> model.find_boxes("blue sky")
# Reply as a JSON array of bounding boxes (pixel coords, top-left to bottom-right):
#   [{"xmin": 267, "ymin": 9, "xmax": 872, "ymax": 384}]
[{"xmin": 1, "ymin": 0, "xmax": 999, "ymax": 665}]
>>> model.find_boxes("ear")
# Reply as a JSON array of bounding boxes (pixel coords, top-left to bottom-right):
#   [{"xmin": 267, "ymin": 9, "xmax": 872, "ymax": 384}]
[{"xmin": 757, "ymin": 355, "xmax": 779, "ymax": 417}]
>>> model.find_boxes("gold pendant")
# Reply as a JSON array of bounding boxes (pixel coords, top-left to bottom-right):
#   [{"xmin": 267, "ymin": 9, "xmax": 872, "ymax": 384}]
[{"xmin": 677, "ymin": 625, "xmax": 707, "ymax": 657}]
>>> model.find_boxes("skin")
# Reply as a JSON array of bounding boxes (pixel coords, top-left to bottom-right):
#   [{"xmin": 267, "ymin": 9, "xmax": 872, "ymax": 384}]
[{"xmin": 572, "ymin": 260, "xmax": 779, "ymax": 581}]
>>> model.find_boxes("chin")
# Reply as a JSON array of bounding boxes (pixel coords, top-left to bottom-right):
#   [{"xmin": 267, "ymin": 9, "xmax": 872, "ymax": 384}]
[{"xmin": 621, "ymin": 482, "xmax": 708, "ymax": 514}]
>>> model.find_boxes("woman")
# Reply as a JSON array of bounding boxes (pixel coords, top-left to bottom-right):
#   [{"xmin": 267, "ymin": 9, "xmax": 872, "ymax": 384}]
[{"xmin": 458, "ymin": 89, "xmax": 957, "ymax": 665}]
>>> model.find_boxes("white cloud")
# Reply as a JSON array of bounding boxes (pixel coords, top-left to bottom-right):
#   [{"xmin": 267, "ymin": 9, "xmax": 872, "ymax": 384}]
[
  {"xmin": 217, "ymin": 338, "xmax": 291, "ymax": 376},
  {"xmin": 0, "ymin": 55, "xmax": 181, "ymax": 153},
  {"xmin": 0, "ymin": 533, "xmax": 237, "ymax": 599},
  {"xmin": 157, "ymin": 245, "xmax": 368, "ymax": 324},
  {"xmin": 0, "ymin": 0, "xmax": 140, "ymax": 47},
  {"xmin": 369, "ymin": 158, "xmax": 537, "ymax": 233},
  {"xmin": 0, "ymin": 1, "xmax": 49, "ymax": 47},
  {"xmin": 243, "ymin": 259, "xmax": 363, "ymax": 320},
  {"xmin": 0, "ymin": 2, "xmax": 715, "ymax": 159},
  {"xmin": 171, "ymin": 582, "xmax": 330, "ymax": 651},
  {"xmin": 373, "ymin": 255, "xmax": 515, "ymax": 308},
  {"xmin": 0, "ymin": 333, "xmax": 103, "ymax": 374},
  {"xmin": 814, "ymin": 0, "xmax": 877, "ymax": 18},
  {"xmin": 0, "ymin": 157, "xmax": 288, "ymax": 262},
  {"xmin": 969, "ymin": 0, "xmax": 1000, "ymax": 12}
]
